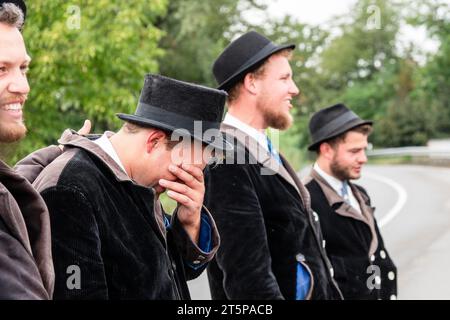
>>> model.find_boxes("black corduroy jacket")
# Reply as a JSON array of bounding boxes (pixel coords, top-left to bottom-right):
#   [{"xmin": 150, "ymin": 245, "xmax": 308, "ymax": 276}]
[{"xmin": 28, "ymin": 130, "xmax": 219, "ymax": 299}]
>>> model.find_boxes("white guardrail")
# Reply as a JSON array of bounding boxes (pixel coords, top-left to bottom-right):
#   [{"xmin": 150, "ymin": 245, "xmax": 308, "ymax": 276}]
[{"xmin": 368, "ymin": 146, "xmax": 450, "ymax": 159}]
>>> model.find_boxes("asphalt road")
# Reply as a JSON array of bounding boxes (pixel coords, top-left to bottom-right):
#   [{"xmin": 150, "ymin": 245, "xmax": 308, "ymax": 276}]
[{"xmin": 188, "ymin": 164, "xmax": 450, "ymax": 300}]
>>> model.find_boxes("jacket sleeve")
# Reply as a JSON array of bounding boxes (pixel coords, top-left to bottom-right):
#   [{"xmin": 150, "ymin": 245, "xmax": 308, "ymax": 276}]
[
  {"xmin": 204, "ymin": 164, "xmax": 284, "ymax": 299},
  {"xmin": 169, "ymin": 206, "xmax": 220, "ymax": 281},
  {"xmin": 40, "ymin": 186, "xmax": 108, "ymax": 299},
  {"xmin": 14, "ymin": 145, "xmax": 63, "ymax": 184},
  {"xmin": 0, "ymin": 216, "xmax": 49, "ymax": 300}
]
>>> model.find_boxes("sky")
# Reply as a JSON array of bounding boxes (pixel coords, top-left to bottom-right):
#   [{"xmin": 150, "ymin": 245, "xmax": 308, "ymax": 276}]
[{"xmin": 244, "ymin": 0, "xmax": 443, "ymax": 62}]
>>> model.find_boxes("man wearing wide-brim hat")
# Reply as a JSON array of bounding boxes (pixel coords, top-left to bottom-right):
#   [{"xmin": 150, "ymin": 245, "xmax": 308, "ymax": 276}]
[
  {"xmin": 204, "ymin": 31, "xmax": 343, "ymax": 300},
  {"xmin": 23, "ymin": 74, "xmax": 230, "ymax": 299},
  {"xmin": 304, "ymin": 103, "xmax": 397, "ymax": 300}
]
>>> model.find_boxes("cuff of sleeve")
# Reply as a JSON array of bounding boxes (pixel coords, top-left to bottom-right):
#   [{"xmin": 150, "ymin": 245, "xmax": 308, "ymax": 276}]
[{"xmin": 170, "ymin": 205, "xmax": 220, "ymax": 269}]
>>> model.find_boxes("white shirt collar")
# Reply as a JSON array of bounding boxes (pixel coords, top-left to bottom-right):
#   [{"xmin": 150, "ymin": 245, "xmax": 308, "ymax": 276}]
[
  {"xmin": 223, "ymin": 113, "xmax": 269, "ymax": 151},
  {"xmin": 313, "ymin": 162, "xmax": 362, "ymax": 214},
  {"xmin": 94, "ymin": 132, "xmax": 128, "ymax": 175},
  {"xmin": 313, "ymin": 162, "xmax": 345, "ymax": 195}
]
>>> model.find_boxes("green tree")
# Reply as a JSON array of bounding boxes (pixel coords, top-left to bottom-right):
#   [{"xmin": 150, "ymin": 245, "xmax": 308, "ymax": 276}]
[
  {"xmin": 13, "ymin": 0, "xmax": 167, "ymax": 163},
  {"xmin": 157, "ymin": 0, "xmax": 267, "ymax": 87}
]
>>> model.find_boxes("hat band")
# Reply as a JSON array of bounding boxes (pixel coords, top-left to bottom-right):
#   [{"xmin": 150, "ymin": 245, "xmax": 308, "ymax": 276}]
[
  {"xmin": 135, "ymin": 102, "xmax": 220, "ymax": 132},
  {"xmin": 313, "ymin": 111, "xmax": 360, "ymax": 141}
]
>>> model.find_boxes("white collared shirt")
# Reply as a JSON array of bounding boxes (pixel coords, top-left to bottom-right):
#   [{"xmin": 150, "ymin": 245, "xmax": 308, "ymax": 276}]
[
  {"xmin": 94, "ymin": 132, "xmax": 128, "ymax": 175},
  {"xmin": 313, "ymin": 162, "xmax": 362, "ymax": 214},
  {"xmin": 223, "ymin": 113, "xmax": 270, "ymax": 152}
]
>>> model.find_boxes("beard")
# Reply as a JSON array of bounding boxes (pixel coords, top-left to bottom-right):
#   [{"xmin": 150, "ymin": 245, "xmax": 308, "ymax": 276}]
[
  {"xmin": 330, "ymin": 155, "xmax": 360, "ymax": 181},
  {"xmin": 259, "ymin": 101, "xmax": 293, "ymax": 130},
  {"xmin": 0, "ymin": 93, "xmax": 28, "ymax": 143},
  {"xmin": 0, "ymin": 118, "xmax": 27, "ymax": 143}
]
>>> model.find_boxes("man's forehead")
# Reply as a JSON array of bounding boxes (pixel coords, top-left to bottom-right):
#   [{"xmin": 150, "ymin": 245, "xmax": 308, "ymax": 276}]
[{"xmin": 0, "ymin": 25, "xmax": 29, "ymax": 64}]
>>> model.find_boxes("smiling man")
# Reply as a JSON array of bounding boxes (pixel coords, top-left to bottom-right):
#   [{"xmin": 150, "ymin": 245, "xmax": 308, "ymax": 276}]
[
  {"xmin": 304, "ymin": 103, "xmax": 397, "ymax": 300},
  {"xmin": 205, "ymin": 31, "xmax": 343, "ymax": 300},
  {"xmin": 0, "ymin": 0, "xmax": 54, "ymax": 299}
]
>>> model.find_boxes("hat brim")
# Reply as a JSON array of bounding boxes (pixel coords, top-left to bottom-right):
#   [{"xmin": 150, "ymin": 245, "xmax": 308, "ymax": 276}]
[
  {"xmin": 308, "ymin": 119, "xmax": 373, "ymax": 151},
  {"xmin": 116, "ymin": 113, "xmax": 233, "ymax": 151},
  {"xmin": 217, "ymin": 43, "xmax": 295, "ymax": 91}
]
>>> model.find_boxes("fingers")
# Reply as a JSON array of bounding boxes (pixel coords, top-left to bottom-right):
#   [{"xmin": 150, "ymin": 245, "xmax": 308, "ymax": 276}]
[
  {"xmin": 77, "ymin": 119, "xmax": 92, "ymax": 135},
  {"xmin": 166, "ymin": 190, "xmax": 193, "ymax": 207},
  {"xmin": 159, "ymin": 179, "xmax": 190, "ymax": 196},
  {"xmin": 168, "ymin": 164, "xmax": 204, "ymax": 187}
]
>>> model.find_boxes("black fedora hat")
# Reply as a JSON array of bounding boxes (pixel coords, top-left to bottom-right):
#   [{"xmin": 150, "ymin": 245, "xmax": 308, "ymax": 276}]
[
  {"xmin": 213, "ymin": 31, "xmax": 295, "ymax": 91},
  {"xmin": 117, "ymin": 74, "xmax": 233, "ymax": 151},
  {"xmin": 308, "ymin": 103, "xmax": 373, "ymax": 151},
  {"xmin": 0, "ymin": 0, "xmax": 27, "ymax": 21}
]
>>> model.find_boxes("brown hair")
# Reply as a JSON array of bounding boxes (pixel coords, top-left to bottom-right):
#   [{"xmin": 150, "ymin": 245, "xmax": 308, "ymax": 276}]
[
  {"xmin": 325, "ymin": 124, "xmax": 373, "ymax": 151},
  {"xmin": 227, "ymin": 48, "xmax": 293, "ymax": 103},
  {"xmin": 122, "ymin": 121, "xmax": 179, "ymax": 150},
  {"xmin": 0, "ymin": 3, "xmax": 24, "ymax": 29}
]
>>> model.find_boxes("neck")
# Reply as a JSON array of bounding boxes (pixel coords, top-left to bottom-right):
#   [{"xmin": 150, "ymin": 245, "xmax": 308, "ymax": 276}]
[
  {"xmin": 316, "ymin": 157, "xmax": 339, "ymax": 180},
  {"xmin": 228, "ymin": 100, "xmax": 267, "ymax": 133},
  {"xmin": 109, "ymin": 131, "xmax": 135, "ymax": 178}
]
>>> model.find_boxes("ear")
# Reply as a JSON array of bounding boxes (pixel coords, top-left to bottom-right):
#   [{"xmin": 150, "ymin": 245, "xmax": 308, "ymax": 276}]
[
  {"xmin": 319, "ymin": 142, "xmax": 335, "ymax": 161},
  {"xmin": 145, "ymin": 130, "xmax": 167, "ymax": 154},
  {"xmin": 243, "ymin": 72, "xmax": 258, "ymax": 95}
]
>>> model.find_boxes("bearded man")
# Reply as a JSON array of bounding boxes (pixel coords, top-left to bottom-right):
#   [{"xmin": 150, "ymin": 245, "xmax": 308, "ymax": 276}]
[
  {"xmin": 304, "ymin": 103, "xmax": 397, "ymax": 300},
  {"xmin": 0, "ymin": 0, "xmax": 53, "ymax": 299},
  {"xmin": 204, "ymin": 31, "xmax": 343, "ymax": 300}
]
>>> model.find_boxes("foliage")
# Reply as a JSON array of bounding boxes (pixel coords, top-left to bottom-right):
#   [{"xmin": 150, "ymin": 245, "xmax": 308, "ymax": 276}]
[{"xmin": 13, "ymin": 0, "xmax": 168, "ymax": 163}]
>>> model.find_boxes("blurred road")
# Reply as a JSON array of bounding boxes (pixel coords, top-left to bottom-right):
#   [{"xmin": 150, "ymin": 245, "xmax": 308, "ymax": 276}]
[{"xmin": 188, "ymin": 164, "xmax": 450, "ymax": 300}]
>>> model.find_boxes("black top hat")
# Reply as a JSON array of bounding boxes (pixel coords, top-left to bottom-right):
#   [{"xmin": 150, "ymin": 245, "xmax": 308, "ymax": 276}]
[
  {"xmin": 117, "ymin": 74, "xmax": 233, "ymax": 151},
  {"xmin": 0, "ymin": 0, "xmax": 27, "ymax": 21},
  {"xmin": 308, "ymin": 103, "xmax": 373, "ymax": 151},
  {"xmin": 213, "ymin": 31, "xmax": 295, "ymax": 91}
]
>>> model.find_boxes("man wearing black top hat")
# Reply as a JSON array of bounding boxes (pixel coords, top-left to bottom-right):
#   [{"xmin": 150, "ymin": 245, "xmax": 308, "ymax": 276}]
[
  {"xmin": 28, "ymin": 74, "xmax": 230, "ymax": 299},
  {"xmin": 0, "ymin": 0, "xmax": 55, "ymax": 299},
  {"xmin": 304, "ymin": 103, "xmax": 397, "ymax": 300},
  {"xmin": 204, "ymin": 31, "xmax": 343, "ymax": 300}
]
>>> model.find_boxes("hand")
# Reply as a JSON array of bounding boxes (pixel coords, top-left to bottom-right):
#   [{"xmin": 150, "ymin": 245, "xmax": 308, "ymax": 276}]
[
  {"xmin": 77, "ymin": 119, "xmax": 92, "ymax": 135},
  {"xmin": 58, "ymin": 119, "xmax": 92, "ymax": 151},
  {"xmin": 159, "ymin": 163, "xmax": 205, "ymax": 243}
]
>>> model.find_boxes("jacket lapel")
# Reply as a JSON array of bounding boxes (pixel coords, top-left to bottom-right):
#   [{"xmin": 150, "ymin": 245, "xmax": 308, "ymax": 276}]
[
  {"xmin": 349, "ymin": 184, "xmax": 379, "ymax": 258},
  {"xmin": 220, "ymin": 123, "xmax": 304, "ymax": 202},
  {"xmin": 309, "ymin": 169, "xmax": 379, "ymax": 257}
]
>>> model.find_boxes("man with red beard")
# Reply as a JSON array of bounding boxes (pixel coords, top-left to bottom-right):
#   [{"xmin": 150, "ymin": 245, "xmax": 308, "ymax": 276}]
[
  {"xmin": 204, "ymin": 31, "xmax": 343, "ymax": 300},
  {"xmin": 0, "ymin": 0, "xmax": 53, "ymax": 299},
  {"xmin": 304, "ymin": 103, "xmax": 397, "ymax": 300}
]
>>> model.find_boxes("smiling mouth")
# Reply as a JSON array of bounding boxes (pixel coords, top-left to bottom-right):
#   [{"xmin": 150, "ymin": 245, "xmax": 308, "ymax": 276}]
[{"xmin": 0, "ymin": 102, "xmax": 23, "ymax": 112}]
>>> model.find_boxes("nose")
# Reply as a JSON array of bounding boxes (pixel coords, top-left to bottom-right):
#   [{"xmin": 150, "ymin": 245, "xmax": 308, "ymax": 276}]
[
  {"xmin": 289, "ymin": 79, "xmax": 300, "ymax": 96},
  {"xmin": 359, "ymin": 150, "xmax": 368, "ymax": 164},
  {"xmin": 8, "ymin": 70, "xmax": 30, "ymax": 96}
]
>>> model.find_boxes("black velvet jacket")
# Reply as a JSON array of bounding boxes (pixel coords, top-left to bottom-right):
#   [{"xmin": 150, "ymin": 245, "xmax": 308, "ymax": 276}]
[
  {"xmin": 29, "ymin": 131, "xmax": 219, "ymax": 299},
  {"xmin": 305, "ymin": 170, "xmax": 397, "ymax": 300},
  {"xmin": 205, "ymin": 124, "xmax": 343, "ymax": 300}
]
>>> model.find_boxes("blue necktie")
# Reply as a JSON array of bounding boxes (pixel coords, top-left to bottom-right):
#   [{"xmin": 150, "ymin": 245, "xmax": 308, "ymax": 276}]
[
  {"xmin": 266, "ymin": 136, "xmax": 282, "ymax": 164},
  {"xmin": 341, "ymin": 181, "xmax": 350, "ymax": 204}
]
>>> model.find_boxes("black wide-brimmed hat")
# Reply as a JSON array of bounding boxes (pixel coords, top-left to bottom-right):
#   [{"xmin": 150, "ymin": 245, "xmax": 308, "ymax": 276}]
[
  {"xmin": 213, "ymin": 31, "xmax": 295, "ymax": 91},
  {"xmin": 308, "ymin": 103, "xmax": 373, "ymax": 151},
  {"xmin": 0, "ymin": 0, "xmax": 27, "ymax": 21},
  {"xmin": 117, "ymin": 74, "xmax": 233, "ymax": 151}
]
